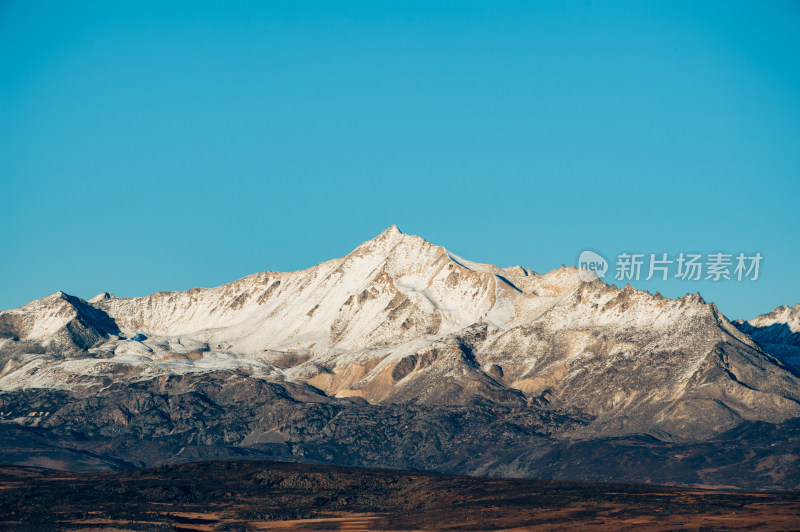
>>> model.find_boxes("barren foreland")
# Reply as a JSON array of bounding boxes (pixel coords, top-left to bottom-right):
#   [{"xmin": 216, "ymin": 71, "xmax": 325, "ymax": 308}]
[{"xmin": 1, "ymin": 460, "xmax": 798, "ymax": 531}]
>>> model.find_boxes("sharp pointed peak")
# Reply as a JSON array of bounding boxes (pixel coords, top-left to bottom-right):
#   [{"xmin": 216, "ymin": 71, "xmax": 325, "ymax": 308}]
[
  {"xmin": 384, "ymin": 224, "xmax": 402, "ymax": 235},
  {"xmin": 373, "ymin": 224, "xmax": 404, "ymax": 240},
  {"xmin": 364, "ymin": 224, "xmax": 426, "ymax": 247},
  {"xmin": 19, "ymin": 290, "xmax": 84, "ymax": 310},
  {"xmin": 341, "ymin": 225, "xmax": 426, "ymax": 261}
]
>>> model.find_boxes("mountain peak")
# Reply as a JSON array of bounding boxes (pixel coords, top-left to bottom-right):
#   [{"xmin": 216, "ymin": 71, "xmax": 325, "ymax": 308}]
[
  {"xmin": 347, "ymin": 225, "xmax": 429, "ymax": 259},
  {"xmin": 43, "ymin": 290, "xmax": 67, "ymax": 302},
  {"xmin": 735, "ymin": 301, "xmax": 800, "ymax": 370},
  {"xmin": 89, "ymin": 292, "xmax": 115, "ymax": 304},
  {"xmin": 382, "ymin": 224, "xmax": 402, "ymax": 236},
  {"xmin": 370, "ymin": 224, "xmax": 405, "ymax": 243}
]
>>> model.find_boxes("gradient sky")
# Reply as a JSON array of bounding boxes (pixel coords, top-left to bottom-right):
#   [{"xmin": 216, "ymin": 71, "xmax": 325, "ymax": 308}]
[{"xmin": 2, "ymin": 1, "xmax": 798, "ymax": 319}]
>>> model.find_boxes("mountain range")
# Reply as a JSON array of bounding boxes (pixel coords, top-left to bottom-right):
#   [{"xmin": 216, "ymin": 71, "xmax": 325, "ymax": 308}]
[{"xmin": 1, "ymin": 226, "xmax": 799, "ymax": 489}]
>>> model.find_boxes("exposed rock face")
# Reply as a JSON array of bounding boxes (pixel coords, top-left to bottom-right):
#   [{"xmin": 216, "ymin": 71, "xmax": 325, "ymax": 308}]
[
  {"xmin": 735, "ymin": 304, "xmax": 800, "ymax": 371},
  {"xmin": 1, "ymin": 226, "xmax": 799, "ymax": 488}
]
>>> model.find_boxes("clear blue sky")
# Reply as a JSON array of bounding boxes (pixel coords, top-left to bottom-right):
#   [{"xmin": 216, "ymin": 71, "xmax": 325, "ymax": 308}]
[{"xmin": 2, "ymin": 1, "xmax": 798, "ymax": 319}]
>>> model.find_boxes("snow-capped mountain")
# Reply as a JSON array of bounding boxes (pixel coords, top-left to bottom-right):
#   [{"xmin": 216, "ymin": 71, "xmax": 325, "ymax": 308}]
[
  {"xmin": 1, "ymin": 226, "xmax": 800, "ymax": 488},
  {"xmin": 2, "ymin": 225, "xmax": 799, "ymax": 434},
  {"xmin": 735, "ymin": 304, "xmax": 800, "ymax": 370}
]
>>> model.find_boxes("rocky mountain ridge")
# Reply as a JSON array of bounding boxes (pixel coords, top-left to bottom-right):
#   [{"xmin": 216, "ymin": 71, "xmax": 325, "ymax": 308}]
[
  {"xmin": 1, "ymin": 226, "xmax": 799, "ymax": 488},
  {"xmin": 735, "ymin": 303, "xmax": 800, "ymax": 371}
]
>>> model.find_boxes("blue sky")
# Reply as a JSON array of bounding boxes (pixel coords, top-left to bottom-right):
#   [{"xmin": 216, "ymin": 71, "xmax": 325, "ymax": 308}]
[{"xmin": 2, "ymin": 1, "xmax": 798, "ymax": 319}]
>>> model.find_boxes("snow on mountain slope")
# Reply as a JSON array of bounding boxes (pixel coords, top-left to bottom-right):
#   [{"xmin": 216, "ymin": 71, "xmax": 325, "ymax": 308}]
[
  {"xmin": 94, "ymin": 226, "xmax": 508, "ymax": 351},
  {"xmin": 0, "ymin": 291, "xmax": 118, "ymax": 350},
  {"xmin": 735, "ymin": 304, "xmax": 800, "ymax": 370},
  {"xmin": 1, "ymin": 226, "xmax": 799, "ymax": 440}
]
